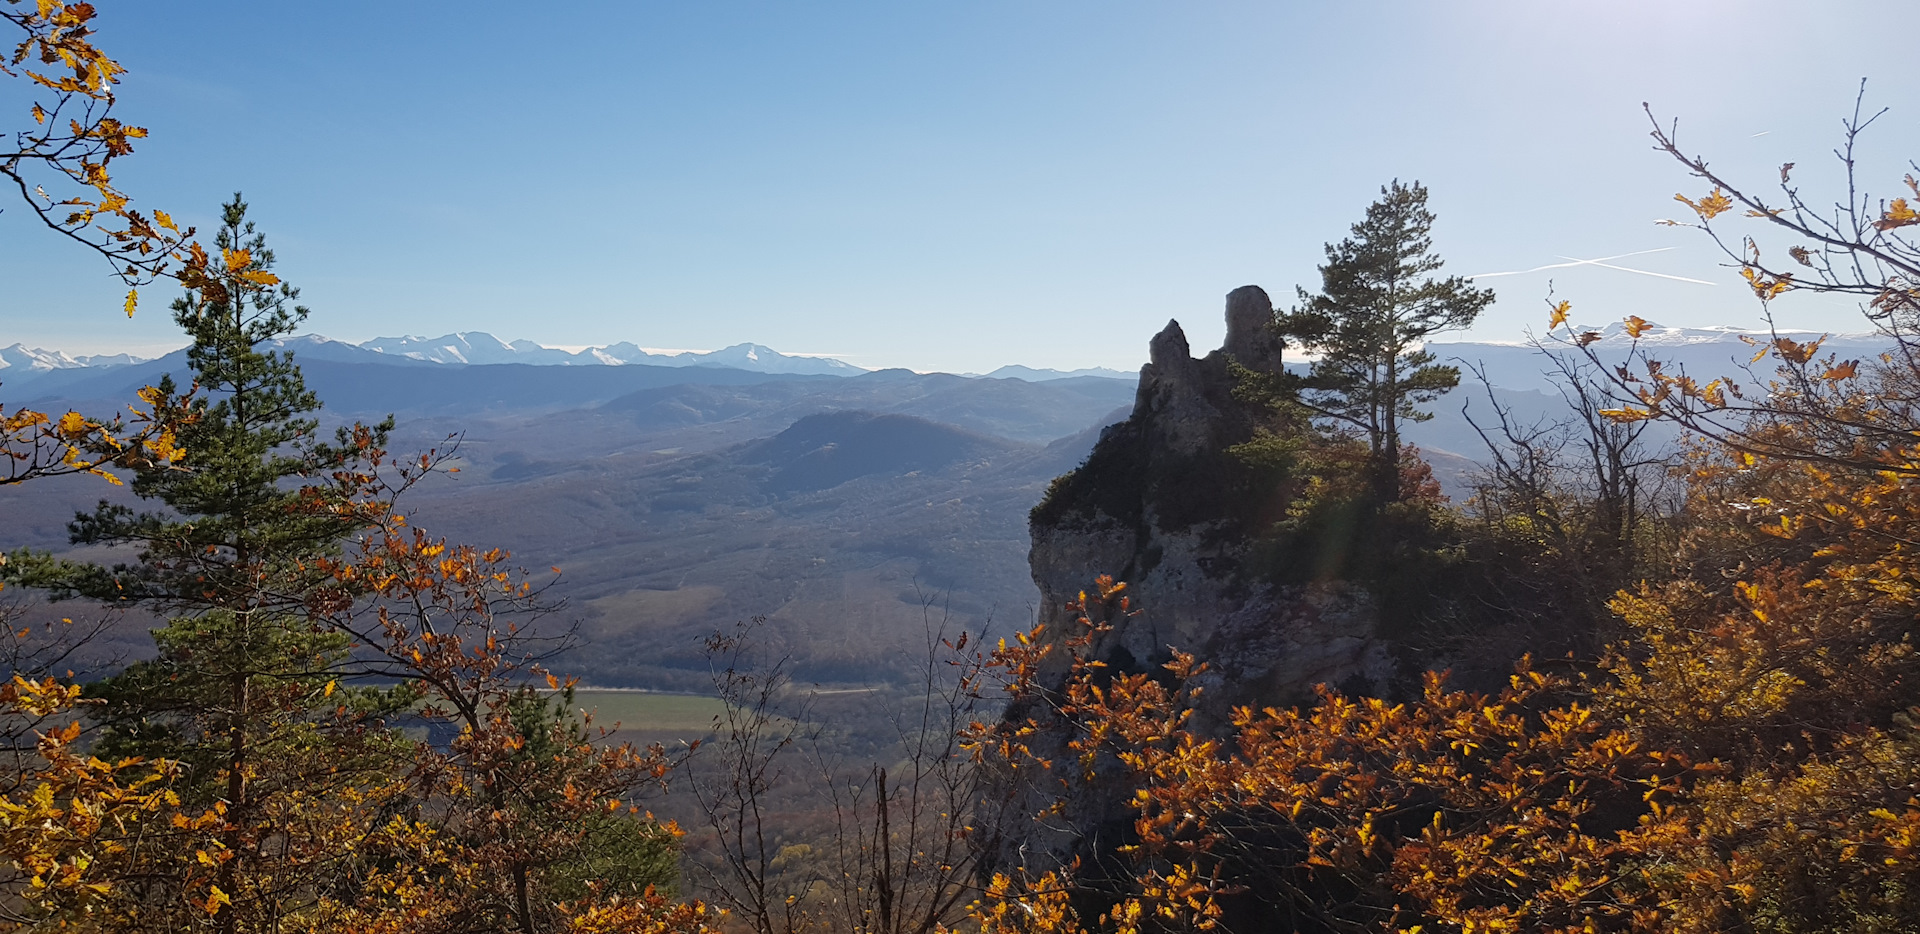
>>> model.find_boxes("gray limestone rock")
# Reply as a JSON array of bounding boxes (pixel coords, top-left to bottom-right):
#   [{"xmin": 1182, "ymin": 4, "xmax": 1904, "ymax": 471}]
[
  {"xmin": 1222, "ymin": 284, "xmax": 1286, "ymax": 373},
  {"xmin": 985, "ymin": 285, "xmax": 1395, "ymax": 875}
]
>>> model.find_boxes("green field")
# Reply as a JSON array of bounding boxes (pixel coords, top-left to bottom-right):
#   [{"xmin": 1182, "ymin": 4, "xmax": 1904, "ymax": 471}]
[{"xmin": 569, "ymin": 689, "xmax": 726, "ymax": 735}]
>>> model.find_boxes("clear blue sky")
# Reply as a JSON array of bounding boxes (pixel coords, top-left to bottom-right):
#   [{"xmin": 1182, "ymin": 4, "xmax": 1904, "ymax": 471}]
[{"xmin": 4, "ymin": 1, "xmax": 1914, "ymax": 372}]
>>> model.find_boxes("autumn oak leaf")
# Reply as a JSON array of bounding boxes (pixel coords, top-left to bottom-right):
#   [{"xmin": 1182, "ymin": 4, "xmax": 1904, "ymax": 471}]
[
  {"xmin": 1675, "ymin": 188, "xmax": 1733, "ymax": 221},
  {"xmin": 1876, "ymin": 198, "xmax": 1919, "ymax": 231}
]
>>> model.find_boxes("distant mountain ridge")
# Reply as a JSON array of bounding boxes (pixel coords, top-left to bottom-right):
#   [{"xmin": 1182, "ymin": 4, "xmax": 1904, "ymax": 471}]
[
  {"xmin": 359, "ymin": 332, "xmax": 866, "ymax": 376},
  {"xmin": 0, "ymin": 343, "xmax": 152, "ymax": 376},
  {"xmin": 1428, "ymin": 321, "xmax": 1891, "ymax": 393},
  {"xmin": 3, "ymin": 331, "xmax": 1150, "ymax": 395},
  {"xmin": 977, "ymin": 364, "xmax": 1136, "ymax": 381},
  {"xmin": 6, "ymin": 322, "xmax": 1889, "ymax": 397},
  {"xmin": 0, "ymin": 332, "xmax": 868, "ymax": 384}
]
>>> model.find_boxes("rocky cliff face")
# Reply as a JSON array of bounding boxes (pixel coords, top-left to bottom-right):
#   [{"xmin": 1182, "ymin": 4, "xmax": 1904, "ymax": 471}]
[
  {"xmin": 1030, "ymin": 285, "xmax": 1395, "ymax": 714},
  {"xmin": 991, "ymin": 286, "xmax": 1396, "ymax": 873}
]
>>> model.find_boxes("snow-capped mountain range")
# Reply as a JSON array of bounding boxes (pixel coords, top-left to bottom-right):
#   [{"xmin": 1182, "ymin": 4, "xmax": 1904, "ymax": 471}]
[
  {"xmin": 1424, "ymin": 321, "xmax": 1890, "ymax": 392},
  {"xmin": 0, "ymin": 330, "xmax": 1143, "ymax": 387},
  {"xmin": 355, "ymin": 332, "xmax": 867, "ymax": 375},
  {"xmin": 1450, "ymin": 321, "xmax": 1860, "ymax": 348},
  {"xmin": 0, "ymin": 344, "xmax": 148, "ymax": 376},
  {"xmin": 3, "ymin": 322, "xmax": 1885, "ymax": 394},
  {"xmin": 0, "ymin": 332, "xmax": 867, "ymax": 382}
]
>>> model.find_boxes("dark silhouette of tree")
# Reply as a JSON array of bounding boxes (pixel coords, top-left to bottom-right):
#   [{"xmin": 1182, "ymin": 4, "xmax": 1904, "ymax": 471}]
[{"xmin": 1279, "ymin": 180, "xmax": 1493, "ymax": 500}]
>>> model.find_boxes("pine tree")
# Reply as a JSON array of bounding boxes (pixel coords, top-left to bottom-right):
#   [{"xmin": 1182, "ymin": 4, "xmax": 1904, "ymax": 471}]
[
  {"xmin": 15, "ymin": 195, "xmax": 413, "ymax": 932},
  {"xmin": 1279, "ymin": 180, "xmax": 1493, "ymax": 501}
]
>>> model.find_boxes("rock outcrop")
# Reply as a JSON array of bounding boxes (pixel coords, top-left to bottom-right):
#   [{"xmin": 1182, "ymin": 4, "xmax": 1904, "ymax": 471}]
[{"xmin": 991, "ymin": 285, "xmax": 1396, "ymax": 873}]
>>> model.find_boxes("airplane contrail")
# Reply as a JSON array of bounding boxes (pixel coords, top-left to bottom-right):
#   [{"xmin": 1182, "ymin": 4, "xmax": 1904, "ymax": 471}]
[
  {"xmin": 1467, "ymin": 248, "xmax": 1671, "ymax": 279},
  {"xmin": 1467, "ymin": 247, "xmax": 1715, "ymax": 286},
  {"xmin": 1553, "ymin": 255, "xmax": 1716, "ymax": 286}
]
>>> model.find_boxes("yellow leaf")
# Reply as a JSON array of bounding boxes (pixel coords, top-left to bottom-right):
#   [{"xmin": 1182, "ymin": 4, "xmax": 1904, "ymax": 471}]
[
  {"xmin": 1547, "ymin": 300, "xmax": 1571, "ymax": 330},
  {"xmin": 56, "ymin": 411, "xmax": 89, "ymax": 438},
  {"xmin": 1623, "ymin": 315, "xmax": 1651, "ymax": 338},
  {"xmin": 154, "ymin": 209, "xmax": 177, "ymax": 232},
  {"xmin": 1675, "ymin": 188, "xmax": 1733, "ymax": 221},
  {"xmin": 323, "ymin": 679, "xmax": 336, "ymax": 698},
  {"xmin": 1599, "ymin": 407, "xmax": 1655, "ymax": 423},
  {"xmin": 1876, "ymin": 198, "xmax": 1920, "ymax": 231},
  {"xmin": 1740, "ymin": 267, "xmax": 1793, "ymax": 300},
  {"xmin": 124, "ymin": 288, "xmax": 138, "ymax": 317},
  {"xmin": 205, "ymin": 884, "xmax": 231, "ymax": 914}
]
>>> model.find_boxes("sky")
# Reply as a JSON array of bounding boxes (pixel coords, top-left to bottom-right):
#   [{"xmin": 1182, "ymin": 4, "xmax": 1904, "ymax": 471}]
[{"xmin": 3, "ymin": 1, "xmax": 1915, "ymax": 373}]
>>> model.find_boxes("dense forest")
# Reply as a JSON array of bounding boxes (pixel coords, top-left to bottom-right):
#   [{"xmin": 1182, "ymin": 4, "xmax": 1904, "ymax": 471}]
[{"xmin": 6, "ymin": 4, "xmax": 1920, "ymax": 933}]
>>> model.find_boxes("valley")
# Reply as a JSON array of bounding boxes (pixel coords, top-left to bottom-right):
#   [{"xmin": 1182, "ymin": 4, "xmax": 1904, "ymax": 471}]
[{"xmin": 0, "ymin": 324, "xmax": 1801, "ymax": 691}]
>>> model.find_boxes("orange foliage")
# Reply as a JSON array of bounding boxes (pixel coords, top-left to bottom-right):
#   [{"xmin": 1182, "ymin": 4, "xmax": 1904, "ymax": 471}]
[
  {"xmin": 964, "ymin": 414, "xmax": 1920, "ymax": 930},
  {"xmin": 1, "ymin": 1, "xmax": 203, "ymax": 489},
  {"xmin": 0, "ymin": 675, "xmax": 236, "ymax": 932},
  {"xmin": 3, "ymin": 0, "xmax": 194, "ymax": 302},
  {"xmin": 310, "ymin": 519, "xmax": 712, "ymax": 934}
]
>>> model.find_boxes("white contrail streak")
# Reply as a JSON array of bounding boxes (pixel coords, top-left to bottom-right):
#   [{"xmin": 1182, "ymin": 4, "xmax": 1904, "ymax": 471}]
[
  {"xmin": 1467, "ymin": 248, "xmax": 1674, "ymax": 279},
  {"xmin": 1553, "ymin": 256, "xmax": 1717, "ymax": 286},
  {"xmin": 1467, "ymin": 247, "xmax": 1716, "ymax": 286}
]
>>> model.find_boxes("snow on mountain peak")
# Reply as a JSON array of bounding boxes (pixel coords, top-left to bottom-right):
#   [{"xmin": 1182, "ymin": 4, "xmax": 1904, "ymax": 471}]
[
  {"xmin": 347, "ymin": 334, "xmax": 864, "ymax": 375},
  {"xmin": 0, "ymin": 343, "xmax": 85, "ymax": 373}
]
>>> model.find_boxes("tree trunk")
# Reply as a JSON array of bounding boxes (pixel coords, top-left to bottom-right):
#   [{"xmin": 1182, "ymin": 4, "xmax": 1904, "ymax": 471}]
[
  {"xmin": 218, "ymin": 659, "xmax": 249, "ymax": 934},
  {"xmin": 514, "ymin": 861, "xmax": 537, "ymax": 934},
  {"xmin": 1378, "ymin": 336, "xmax": 1401, "ymax": 503}
]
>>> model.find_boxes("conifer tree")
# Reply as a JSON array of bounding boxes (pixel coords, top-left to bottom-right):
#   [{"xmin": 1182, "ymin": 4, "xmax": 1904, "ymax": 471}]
[
  {"xmin": 10, "ymin": 195, "xmax": 414, "ymax": 932},
  {"xmin": 1279, "ymin": 180, "xmax": 1493, "ymax": 500}
]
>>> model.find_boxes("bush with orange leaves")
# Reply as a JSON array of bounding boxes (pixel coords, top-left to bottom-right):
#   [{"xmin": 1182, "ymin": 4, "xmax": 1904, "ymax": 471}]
[
  {"xmin": 0, "ymin": 674, "xmax": 237, "ymax": 933},
  {"xmin": 964, "ymin": 540, "xmax": 1919, "ymax": 932},
  {"xmin": 963, "ymin": 577, "xmax": 1697, "ymax": 933},
  {"xmin": 961, "ymin": 390, "xmax": 1920, "ymax": 933},
  {"xmin": 307, "ymin": 522, "xmax": 715, "ymax": 934},
  {"xmin": 1594, "ymin": 428, "xmax": 1920, "ymax": 931}
]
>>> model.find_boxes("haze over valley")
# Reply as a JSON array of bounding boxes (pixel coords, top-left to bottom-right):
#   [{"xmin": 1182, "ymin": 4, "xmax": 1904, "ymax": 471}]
[{"xmin": 1, "ymin": 319, "xmax": 1875, "ymax": 688}]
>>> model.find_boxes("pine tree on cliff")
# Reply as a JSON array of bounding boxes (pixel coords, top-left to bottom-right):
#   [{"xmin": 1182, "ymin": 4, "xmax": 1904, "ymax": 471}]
[{"xmin": 1279, "ymin": 180, "xmax": 1493, "ymax": 501}]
